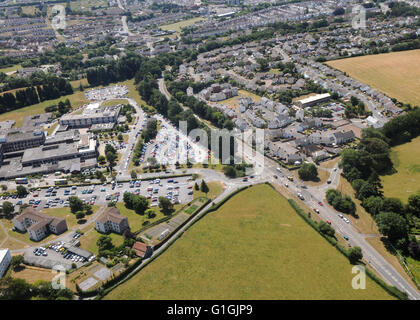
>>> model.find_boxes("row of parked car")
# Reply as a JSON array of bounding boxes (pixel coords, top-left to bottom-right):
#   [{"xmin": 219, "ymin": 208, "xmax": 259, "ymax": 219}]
[{"xmin": 48, "ymin": 241, "xmax": 87, "ymax": 263}]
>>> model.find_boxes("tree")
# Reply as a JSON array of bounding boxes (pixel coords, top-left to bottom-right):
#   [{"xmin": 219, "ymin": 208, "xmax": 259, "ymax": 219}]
[
  {"xmin": 133, "ymin": 195, "xmax": 148, "ymax": 215},
  {"xmin": 298, "ymin": 163, "xmax": 318, "ymax": 181},
  {"xmin": 194, "ymin": 182, "xmax": 199, "ymax": 191},
  {"xmin": 407, "ymin": 194, "xmax": 420, "ymax": 217},
  {"xmin": 10, "ymin": 255, "xmax": 24, "ymax": 271},
  {"xmin": 106, "ymin": 151, "xmax": 117, "ymax": 170},
  {"xmin": 408, "ymin": 240, "xmax": 420, "ymax": 259},
  {"xmin": 200, "ymin": 180, "xmax": 209, "ymax": 195},
  {"xmin": 319, "ymin": 221, "xmax": 335, "ymax": 237},
  {"xmin": 348, "ymin": 246, "xmax": 363, "ymax": 264},
  {"xmin": 223, "ymin": 165, "xmax": 237, "ymax": 178},
  {"xmin": 69, "ymin": 196, "xmax": 83, "ymax": 214},
  {"xmin": 130, "ymin": 170, "xmax": 137, "ymax": 179},
  {"xmin": 382, "ymin": 198, "xmax": 404, "ymax": 216},
  {"xmin": 2, "ymin": 201, "xmax": 14, "ymax": 216},
  {"xmin": 97, "ymin": 155, "xmax": 106, "ymax": 164},
  {"xmin": 75, "ymin": 212, "xmax": 85, "ymax": 220},
  {"xmin": 0, "ymin": 277, "xmax": 32, "ymax": 300},
  {"xmin": 376, "ymin": 212, "xmax": 408, "ymax": 242},
  {"xmin": 16, "ymin": 186, "xmax": 27, "ymax": 197},
  {"xmin": 159, "ymin": 196, "xmax": 174, "ymax": 215},
  {"xmin": 362, "ymin": 196, "xmax": 383, "ymax": 216},
  {"xmin": 97, "ymin": 235, "xmax": 114, "ymax": 251},
  {"xmin": 123, "ymin": 192, "xmax": 136, "ymax": 209}
]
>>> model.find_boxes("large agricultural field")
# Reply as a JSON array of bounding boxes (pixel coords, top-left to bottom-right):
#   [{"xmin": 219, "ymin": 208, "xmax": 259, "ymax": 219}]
[
  {"xmin": 104, "ymin": 184, "xmax": 393, "ymax": 300},
  {"xmin": 326, "ymin": 49, "xmax": 420, "ymax": 106},
  {"xmin": 381, "ymin": 135, "xmax": 420, "ymax": 202}
]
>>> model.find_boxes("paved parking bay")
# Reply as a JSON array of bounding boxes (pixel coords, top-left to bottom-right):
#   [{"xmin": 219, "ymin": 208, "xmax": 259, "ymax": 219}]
[{"xmin": 7, "ymin": 176, "xmax": 195, "ymax": 211}]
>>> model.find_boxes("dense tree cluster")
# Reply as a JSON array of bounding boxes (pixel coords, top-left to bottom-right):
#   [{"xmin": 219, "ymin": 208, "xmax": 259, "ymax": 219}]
[
  {"xmin": 326, "ymin": 189, "xmax": 356, "ymax": 215},
  {"xmin": 0, "ymin": 76, "xmax": 73, "ymax": 114},
  {"xmin": 298, "ymin": 163, "xmax": 318, "ymax": 181},
  {"xmin": 0, "ymin": 277, "xmax": 74, "ymax": 300}
]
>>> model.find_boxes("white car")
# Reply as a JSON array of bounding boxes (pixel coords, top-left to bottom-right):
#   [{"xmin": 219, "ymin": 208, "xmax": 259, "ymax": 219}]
[
  {"xmin": 338, "ymin": 214, "xmax": 344, "ymax": 218},
  {"xmin": 343, "ymin": 217, "xmax": 350, "ymax": 224}
]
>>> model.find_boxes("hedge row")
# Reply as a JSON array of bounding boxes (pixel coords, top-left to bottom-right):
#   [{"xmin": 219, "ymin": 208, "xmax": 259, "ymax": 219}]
[{"xmin": 286, "ymin": 196, "xmax": 408, "ymax": 300}]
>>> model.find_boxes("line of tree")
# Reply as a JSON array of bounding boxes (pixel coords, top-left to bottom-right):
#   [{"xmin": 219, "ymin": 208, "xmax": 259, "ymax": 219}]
[
  {"xmin": 326, "ymin": 189, "xmax": 356, "ymax": 215},
  {"xmin": 0, "ymin": 77, "xmax": 73, "ymax": 114}
]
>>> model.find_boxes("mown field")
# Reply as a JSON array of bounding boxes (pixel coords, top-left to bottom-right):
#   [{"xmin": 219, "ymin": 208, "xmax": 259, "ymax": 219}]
[
  {"xmin": 104, "ymin": 184, "xmax": 393, "ymax": 300},
  {"xmin": 381, "ymin": 136, "xmax": 420, "ymax": 202},
  {"xmin": 326, "ymin": 50, "xmax": 420, "ymax": 106},
  {"xmin": 160, "ymin": 17, "xmax": 206, "ymax": 33}
]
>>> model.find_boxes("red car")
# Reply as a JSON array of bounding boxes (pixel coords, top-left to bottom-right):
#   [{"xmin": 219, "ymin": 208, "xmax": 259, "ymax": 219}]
[
  {"xmin": 326, "ymin": 220, "xmax": 331, "ymax": 225},
  {"xmin": 318, "ymin": 201, "xmax": 323, "ymax": 206}
]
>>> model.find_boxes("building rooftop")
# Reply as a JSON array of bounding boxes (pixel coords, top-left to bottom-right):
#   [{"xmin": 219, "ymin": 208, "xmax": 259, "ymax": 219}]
[{"xmin": 0, "ymin": 249, "xmax": 10, "ymax": 263}]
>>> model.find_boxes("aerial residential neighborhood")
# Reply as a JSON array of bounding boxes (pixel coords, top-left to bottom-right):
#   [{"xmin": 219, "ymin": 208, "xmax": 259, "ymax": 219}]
[{"xmin": 0, "ymin": 0, "xmax": 419, "ymax": 308}]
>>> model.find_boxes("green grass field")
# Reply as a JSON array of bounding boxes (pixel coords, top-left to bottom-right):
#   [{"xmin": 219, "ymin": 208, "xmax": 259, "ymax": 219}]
[
  {"xmin": 381, "ymin": 136, "xmax": 420, "ymax": 202},
  {"xmin": 160, "ymin": 17, "xmax": 206, "ymax": 33},
  {"xmin": 104, "ymin": 184, "xmax": 393, "ymax": 300},
  {"xmin": 327, "ymin": 50, "xmax": 420, "ymax": 106},
  {"xmin": 0, "ymin": 64, "xmax": 22, "ymax": 74}
]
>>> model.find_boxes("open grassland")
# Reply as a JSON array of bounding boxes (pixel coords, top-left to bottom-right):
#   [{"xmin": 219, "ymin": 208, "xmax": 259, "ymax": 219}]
[
  {"xmin": 105, "ymin": 184, "xmax": 392, "ymax": 300},
  {"xmin": 160, "ymin": 17, "xmax": 206, "ymax": 33},
  {"xmin": 326, "ymin": 50, "xmax": 420, "ymax": 106},
  {"xmin": 381, "ymin": 136, "xmax": 420, "ymax": 202}
]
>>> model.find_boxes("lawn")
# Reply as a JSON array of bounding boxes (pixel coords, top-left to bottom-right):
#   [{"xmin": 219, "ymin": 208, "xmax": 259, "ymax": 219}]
[
  {"xmin": 160, "ymin": 17, "xmax": 206, "ymax": 33},
  {"xmin": 193, "ymin": 181, "xmax": 224, "ymax": 200},
  {"xmin": 326, "ymin": 50, "xmax": 420, "ymax": 106},
  {"xmin": 41, "ymin": 205, "xmax": 99, "ymax": 230},
  {"xmin": 115, "ymin": 203, "xmax": 171, "ymax": 233},
  {"xmin": 381, "ymin": 136, "xmax": 420, "ymax": 202},
  {"xmin": 78, "ymin": 227, "xmax": 124, "ymax": 256},
  {"xmin": 104, "ymin": 184, "xmax": 393, "ymax": 300}
]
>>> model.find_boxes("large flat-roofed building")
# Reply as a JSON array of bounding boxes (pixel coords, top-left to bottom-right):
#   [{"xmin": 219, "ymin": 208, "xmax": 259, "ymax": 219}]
[
  {"xmin": 0, "ymin": 130, "xmax": 97, "ymax": 180},
  {"xmin": 21, "ymin": 143, "xmax": 79, "ymax": 166},
  {"xmin": 59, "ymin": 105, "xmax": 121, "ymax": 128},
  {"xmin": 0, "ymin": 249, "xmax": 11, "ymax": 278},
  {"xmin": 13, "ymin": 208, "xmax": 68, "ymax": 241},
  {"xmin": 296, "ymin": 93, "xmax": 331, "ymax": 108},
  {"xmin": 0, "ymin": 130, "xmax": 45, "ymax": 152},
  {"xmin": 95, "ymin": 207, "xmax": 130, "ymax": 235}
]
